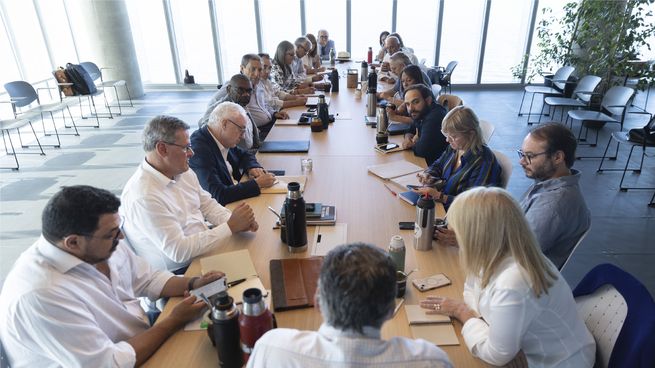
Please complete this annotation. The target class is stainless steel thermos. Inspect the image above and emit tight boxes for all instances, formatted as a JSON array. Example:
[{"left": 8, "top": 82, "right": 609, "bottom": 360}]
[
  {"left": 284, "top": 182, "right": 308, "bottom": 252},
  {"left": 207, "top": 292, "right": 242, "bottom": 368},
  {"left": 414, "top": 196, "right": 435, "bottom": 251},
  {"left": 239, "top": 288, "right": 274, "bottom": 361}
]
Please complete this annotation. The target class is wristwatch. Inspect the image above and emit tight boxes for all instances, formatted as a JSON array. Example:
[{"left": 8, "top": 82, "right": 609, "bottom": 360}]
[{"left": 187, "top": 276, "right": 199, "bottom": 291}]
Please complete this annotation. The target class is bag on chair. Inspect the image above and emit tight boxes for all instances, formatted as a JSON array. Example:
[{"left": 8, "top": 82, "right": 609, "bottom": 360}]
[
  {"left": 628, "top": 116, "right": 655, "bottom": 145},
  {"left": 65, "top": 63, "right": 98, "bottom": 95},
  {"left": 54, "top": 67, "right": 75, "bottom": 96}
]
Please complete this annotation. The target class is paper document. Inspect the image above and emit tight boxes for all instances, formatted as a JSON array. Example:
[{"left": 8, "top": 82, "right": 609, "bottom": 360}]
[
  {"left": 367, "top": 160, "right": 424, "bottom": 180},
  {"left": 200, "top": 249, "right": 257, "bottom": 280},
  {"left": 260, "top": 175, "right": 307, "bottom": 194}
]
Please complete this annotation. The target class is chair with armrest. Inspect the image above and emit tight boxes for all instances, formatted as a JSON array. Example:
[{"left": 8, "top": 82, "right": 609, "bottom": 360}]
[
  {"left": 0, "top": 116, "right": 45, "bottom": 170},
  {"left": 570, "top": 86, "right": 634, "bottom": 156},
  {"left": 436, "top": 94, "right": 463, "bottom": 111},
  {"left": 437, "top": 61, "right": 458, "bottom": 95},
  {"left": 559, "top": 224, "right": 590, "bottom": 271},
  {"left": 623, "top": 60, "right": 654, "bottom": 115},
  {"left": 492, "top": 150, "right": 512, "bottom": 188},
  {"left": 540, "top": 75, "right": 603, "bottom": 125},
  {"left": 480, "top": 119, "right": 495, "bottom": 144},
  {"left": 81, "top": 61, "right": 133, "bottom": 115},
  {"left": 573, "top": 263, "right": 655, "bottom": 368},
  {"left": 518, "top": 66, "right": 575, "bottom": 123},
  {"left": 4, "top": 81, "right": 78, "bottom": 148}
]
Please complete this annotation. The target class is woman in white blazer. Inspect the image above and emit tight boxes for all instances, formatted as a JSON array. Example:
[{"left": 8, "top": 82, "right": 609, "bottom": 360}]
[{"left": 421, "top": 187, "right": 596, "bottom": 367}]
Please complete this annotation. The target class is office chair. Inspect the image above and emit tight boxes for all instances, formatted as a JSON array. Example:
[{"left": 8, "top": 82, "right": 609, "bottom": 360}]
[
  {"left": 518, "top": 65, "right": 575, "bottom": 122},
  {"left": 540, "top": 75, "right": 602, "bottom": 125},
  {"left": 81, "top": 61, "right": 133, "bottom": 115}
]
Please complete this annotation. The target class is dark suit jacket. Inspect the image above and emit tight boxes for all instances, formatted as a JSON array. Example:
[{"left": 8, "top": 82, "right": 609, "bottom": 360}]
[{"left": 189, "top": 125, "right": 262, "bottom": 205}]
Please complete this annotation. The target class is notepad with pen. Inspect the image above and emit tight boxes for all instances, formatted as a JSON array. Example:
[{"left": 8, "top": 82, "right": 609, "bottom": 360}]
[
  {"left": 404, "top": 305, "right": 459, "bottom": 346},
  {"left": 199, "top": 249, "right": 266, "bottom": 304}
]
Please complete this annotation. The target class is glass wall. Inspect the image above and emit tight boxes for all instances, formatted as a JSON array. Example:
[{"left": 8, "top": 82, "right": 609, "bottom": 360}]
[
  {"left": 304, "top": 0, "right": 347, "bottom": 55},
  {"left": 396, "top": 0, "right": 440, "bottom": 67},
  {"left": 351, "top": 0, "right": 392, "bottom": 61},
  {"left": 214, "top": 0, "right": 258, "bottom": 79},
  {"left": 259, "top": 0, "right": 302, "bottom": 56},
  {"left": 439, "top": 0, "right": 486, "bottom": 83}
]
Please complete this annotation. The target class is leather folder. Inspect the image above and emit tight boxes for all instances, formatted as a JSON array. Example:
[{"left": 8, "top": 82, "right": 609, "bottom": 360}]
[
  {"left": 258, "top": 140, "right": 310, "bottom": 153},
  {"left": 270, "top": 257, "right": 323, "bottom": 311}
]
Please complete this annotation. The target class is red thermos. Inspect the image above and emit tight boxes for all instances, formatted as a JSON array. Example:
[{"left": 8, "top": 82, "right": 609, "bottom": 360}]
[
  {"left": 239, "top": 288, "right": 274, "bottom": 362},
  {"left": 367, "top": 47, "right": 373, "bottom": 63}
]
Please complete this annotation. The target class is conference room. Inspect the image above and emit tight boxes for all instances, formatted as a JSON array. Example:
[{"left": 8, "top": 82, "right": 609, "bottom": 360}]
[{"left": 1, "top": 0, "right": 654, "bottom": 367}]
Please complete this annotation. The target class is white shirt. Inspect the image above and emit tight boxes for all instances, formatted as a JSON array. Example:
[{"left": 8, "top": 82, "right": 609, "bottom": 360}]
[
  {"left": 247, "top": 323, "right": 453, "bottom": 368},
  {"left": 247, "top": 82, "right": 275, "bottom": 127},
  {"left": 0, "top": 236, "right": 173, "bottom": 368},
  {"left": 120, "top": 159, "right": 233, "bottom": 272},
  {"left": 260, "top": 79, "right": 289, "bottom": 111},
  {"left": 461, "top": 258, "right": 596, "bottom": 367}
]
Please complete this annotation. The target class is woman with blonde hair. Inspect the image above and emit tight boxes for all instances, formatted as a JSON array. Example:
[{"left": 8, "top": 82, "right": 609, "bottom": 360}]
[
  {"left": 414, "top": 105, "right": 501, "bottom": 208},
  {"left": 420, "top": 187, "right": 595, "bottom": 367}
]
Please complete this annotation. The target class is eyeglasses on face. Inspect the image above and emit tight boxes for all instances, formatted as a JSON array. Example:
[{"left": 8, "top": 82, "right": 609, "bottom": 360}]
[
  {"left": 162, "top": 141, "right": 193, "bottom": 153},
  {"left": 81, "top": 216, "right": 125, "bottom": 241},
  {"left": 516, "top": 149, "right": 548, "bottom": 164},
  {"left": 319, "top": 35, "right": 328, "bottom": 39},
  {"left": 236, "top": 86, "right": 253, "bottom": 95},
  {"left": 226, "top": 119, "right": 247, "bottom": 133}
]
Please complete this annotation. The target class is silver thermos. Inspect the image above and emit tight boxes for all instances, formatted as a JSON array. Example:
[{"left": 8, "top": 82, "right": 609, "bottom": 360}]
[
  {"left": 414, "top": 196, "right": 435, "bottom": 251},
  {"left": 376, "top": 103, "right": 389, "bottom": 134},
  {"left": 360, "top": 61, "right": 368, "bottom": 82},
  {"left": 366, "top": 67, "right": 377, "bottom": 117}
]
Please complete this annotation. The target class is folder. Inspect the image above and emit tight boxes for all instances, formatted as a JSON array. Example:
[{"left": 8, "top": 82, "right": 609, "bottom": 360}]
[
  {"left": 367, "top": 160, "right": 424, "bottom": 180},
  {"left": 258, "top": 140, "right": 310, "bottom": 153},
  {"left": 270, "top": 257, "right": 323, "bottom": 311}
]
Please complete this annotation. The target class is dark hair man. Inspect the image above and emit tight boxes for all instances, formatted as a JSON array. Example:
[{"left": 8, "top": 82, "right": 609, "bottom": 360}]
[{"left": 402, "top": 84, "right": 448, "bottom": 165}]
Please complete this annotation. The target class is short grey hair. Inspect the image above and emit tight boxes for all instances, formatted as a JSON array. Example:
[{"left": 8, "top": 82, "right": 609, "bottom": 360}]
[
  {"left": 208, "top": 101, "right": 248, "bottom": 129},
  {"left": 295, "top": 36, "right": 311, "bottom": 50},
  {"left": 142, "top": 115, "right": 190, "bottom": 152},
  {"left": 241, "top": 54, "right": 262, "bottom": 68},
  {"left": 390, "top": 51, "right": 411, "bottom": 66},
  {"left": 318, "top": 243, "right": 397, "bottom": 332}
]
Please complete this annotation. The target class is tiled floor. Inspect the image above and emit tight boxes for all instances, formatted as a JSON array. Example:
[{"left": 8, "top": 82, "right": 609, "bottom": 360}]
[{"left": 1, "top": 87, "right": 653, "bottom": 296}]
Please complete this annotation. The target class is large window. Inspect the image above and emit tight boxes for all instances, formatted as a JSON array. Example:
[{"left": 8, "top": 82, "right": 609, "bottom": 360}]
[
  {"left": 439, "top": 0, "right": 486, "bottom": 83},
  {"left": 350, "top": 0, "right": 392, "bottom": 60},
  {"left": 526, "top": 0, "right": 572, "bottom": 83},
  {"left": 126, "top": 0, "right": 176, "bottom": 84},
  {"left": 396, "top": 0, "right": 439, "bottom": 66},
  {"left": 35, "top": 0, "right": 78, "bottom": 68},
  {"left": 259, "top": 0, "right": 301, "bottom": 56},
  {"left": 0, "top": 15, "right": 20, "bottom": 89},
  {"left": 214, "top": 0, "right": 258, "bottom": 80},
  {"left": 304, "top": 0, "right": 347, "bottom": 55},
  {"left": 170, "top": 0, "right": 217, "bottom": 84},
  {"left": 481, "top": 0, "right": 533, "bottom": 83}
]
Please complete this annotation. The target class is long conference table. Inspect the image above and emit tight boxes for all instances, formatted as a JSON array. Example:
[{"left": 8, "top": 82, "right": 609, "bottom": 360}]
[{"left": 143, "top": 62, "right": 491, "bottom": 368}]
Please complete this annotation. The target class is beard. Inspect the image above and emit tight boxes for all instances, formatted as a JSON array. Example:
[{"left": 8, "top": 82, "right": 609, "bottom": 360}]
[{"left": 523, "top": 159, "right": 557, "bottom": 181}]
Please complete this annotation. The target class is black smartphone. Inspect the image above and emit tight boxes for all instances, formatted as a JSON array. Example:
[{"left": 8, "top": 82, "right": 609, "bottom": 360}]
[
  {"left": 406, "top": 184, "right": 422, "bottom": 190},
  {"left": 399, "top": 221, "right": 414, "bottom": 230},
  {"left": 267, "top": 170, "right": 285, "bottom": 176},
  {"left": 378, "top": 143, "right": 399, "bottom": 151}
]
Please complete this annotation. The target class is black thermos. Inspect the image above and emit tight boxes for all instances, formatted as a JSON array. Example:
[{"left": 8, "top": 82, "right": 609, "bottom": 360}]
[
  {"left": 330, "top": 69, "right": 339, "bottom": 92},
  {"left": 368, "top": 66, "right": 377, "bottom": 93},
  {"left": 207, "top": 292, "right": 242, "bottom": 368},
  {"left": 284, "top": 182, "right": 308, "bottom": 252},
  {"left": 317, "top": 94, "right": 330, "bottom": 129}
]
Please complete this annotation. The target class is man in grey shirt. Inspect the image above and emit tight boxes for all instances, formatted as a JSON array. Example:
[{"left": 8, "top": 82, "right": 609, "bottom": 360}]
[{"left": 518, "top": 123, "right": 591, "bottom": 269}]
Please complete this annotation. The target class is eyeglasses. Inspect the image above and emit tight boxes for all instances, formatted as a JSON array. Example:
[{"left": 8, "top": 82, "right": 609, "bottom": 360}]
[
  {"left": 162, "top": 141, "right": 193, "bottom": 153},
  {"left": 226, "top": 119, "right": 247, "bottom": 134},
  {"left": 441, "top": 130, "right": 462, "bottom": 140},
  {"left": 319, "top": 35, "right": 328, "bottom": 39},
  {"left": 516, "top": 149, "right": 549, "bottom": 164},
  {"left": 81, "top": 216, "right": 124, "bottom": 242},
  {"left": 236, "top": 86, "right": 253, "bottom": 95}
]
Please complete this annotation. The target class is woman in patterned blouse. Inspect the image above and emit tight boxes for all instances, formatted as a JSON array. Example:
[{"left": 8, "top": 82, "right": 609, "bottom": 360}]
[
  {"left": 270, "top": 40, "right": 313, "bottom": 95},
  {"left": 414, "top": 105, "right": 502, "bottom": 209}
]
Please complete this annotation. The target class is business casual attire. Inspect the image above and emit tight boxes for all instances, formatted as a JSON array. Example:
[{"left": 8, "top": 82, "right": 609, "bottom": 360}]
[
  {"left": 425, "top": 145, "right": 502, "bottom": 208},
  {"left": 248, "top": 323, "right": 453, "bottom": 368},
  {"left": 318, "top": 40, "right": 336, "bottom": 60},
  {"left": 461, "top": 257, "right": 596, "bottom": 367},
  {"left": 409, "top": 103, "right": 448, "bottom": 165},
  {"left": 198, "top": 93, "right": 260, "bottom": 151},
  {"left": 520, "top": 169, "right": 591, "bottom": 269},
  {"left": 120, "top": 160, "right": 233, "bottom": 272},
  {"left": 271, "top": 63, "right": 299, "bottom": 92},
  {"left": 0, "top": 237, "right": 173, "bottom": 368},
  {"left": 260, "top": 78, "right": 291, "bottom": 111},
  {"left": 291, "top": 56, "right": 310, "bottom": 85},
  {"left": 247, "top": 82, "right": 278, "bottom": 139},
  {"left": 189, "top": 125, "right": 262, "bottom": 205},
  {"left": 302, "top": 53, "right": 321, "bottom": 69}
]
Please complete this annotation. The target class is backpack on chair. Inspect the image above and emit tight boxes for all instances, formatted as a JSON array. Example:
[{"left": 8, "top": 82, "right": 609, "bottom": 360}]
[
  {"left": 53, "top": 67, "right": 75, "bottom": 96},
  {"left": 65, "top": 63, "right": 98, "bottom": 95}
]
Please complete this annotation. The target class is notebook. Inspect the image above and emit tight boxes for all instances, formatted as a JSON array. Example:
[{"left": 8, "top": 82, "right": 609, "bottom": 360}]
[
  {"left": 198, "top": 249, "right": 267, "bottom": 304},
  {"left": 398, "top": 190, "right": 421, "bottom": 206},
  {"left": 405, "top": 305, "right": 459, "bottom": 346},
  {"left": 260, "top": 176, "right": 307, "bottom": 194},
  {"left": 258, "top": 140, "right": 310, "bottom": 153},
  {"left": 270, "top": 257, "right": 323, "bottom": 311},
  {"left": 367, "top": 160, "right": 424, "bottom": 180},
  {"left": 390, "top": 172, "right": 423, "bottom": 190},
  {"left": 305, "top": 96, "right": 330, "bottom": 107}
]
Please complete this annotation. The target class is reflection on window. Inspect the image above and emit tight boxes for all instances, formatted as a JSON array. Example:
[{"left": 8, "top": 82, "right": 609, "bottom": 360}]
[
  {"left": 440, "top": 0, "right": 485, "bottom": 83},
  {"left": 351, "top": 0, "right": 392, "bottom": 61},
  {"left": 259, "top": 0, "right": 301, "bottom": 56},
  {"left": 481, "top": 0, "right": 532, "bottom": 83},
  {"left": 35, "top": 0, "right": 77, "bottom": 68},
  {"left": 526, "top": 0, "right": 572, "bottom": 83},
  {"left": 214, "top": 0, "right": 258, "bottom": 81},
  {"left": 396, "top": 0, "right": 439, "bottom": 66},
  {"left": 126, "top": 0, "right": 176, "bottom": 84},
  {"left": 637, "top": 1, "right": 655, "bottom": 60},
  {"left": 0, "top": 15, "right": 21, "bottom": 89},
  {"left": 170, "top": 0, "right": 217, "bottom": 84},
  {"left": 305, "top": 0, "right": 347, "bottom": 54},
  {"left": 3, "top": 0, "right": 51, "bottom": 82}
]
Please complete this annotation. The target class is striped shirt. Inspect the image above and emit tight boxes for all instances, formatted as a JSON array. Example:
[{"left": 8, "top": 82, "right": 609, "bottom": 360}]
[{"left": 425, "top": 144, "right": 502, "bottom": 208}]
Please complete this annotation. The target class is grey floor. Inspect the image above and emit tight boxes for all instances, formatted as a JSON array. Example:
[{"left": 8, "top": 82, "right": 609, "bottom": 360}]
[{"left": 1, "top": 87, "right": 653, "bottom": 297}]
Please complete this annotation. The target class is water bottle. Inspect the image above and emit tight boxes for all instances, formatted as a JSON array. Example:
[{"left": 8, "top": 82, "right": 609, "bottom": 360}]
[
  {"left": 239, "top": 288, "right": 274, "bottom": 362},
  {"left": 360, "top": 61, "right": 368, "bottom": 82},
  {"left": 317, "top": 94, "right": 330, "bottom": 129},
  {"left": 330, "top": 69, "right": 339, "bottom": 92},
  {"left": 376, "top": 102, "right": 389, "bottom": 134},
  {"left": 329, "top": 48, "right": 336, "bottom": 66},
  {"left": 207, "top": 291, "right": 242, "bottom": 368},
  {"left": 284, "top": 182, "right": 308, "bottom": 252},
  {"left": 366, "top": 68, "right": 378, "bottom": 117},
  {"left": 368, "top": 66, "right": 378, "bottom": 92},
  {"left": 414, "top": 196, "right": 435, "bottom": 251},
  {"left": 388, "top": 235, "right": 406, "bottom": 272},
  {"left": 367, "top": 47, "right": 373, "bottom": 63}
]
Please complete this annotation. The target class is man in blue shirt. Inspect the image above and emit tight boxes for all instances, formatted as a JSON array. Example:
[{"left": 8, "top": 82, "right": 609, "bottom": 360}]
[
  {"left": 402, "top": 84, "right": 447, "bottom": 165},
  {"left": 317, "top": 29, "right": 335, "bottom": 60}
]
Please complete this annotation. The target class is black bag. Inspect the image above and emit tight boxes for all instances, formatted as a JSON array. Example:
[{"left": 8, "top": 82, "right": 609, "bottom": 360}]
[
  {"left": 628, "top": 117, "right": 655, "bottom": 145},
  {"left": 427, "top": 67, "right": 444, "bottom": 85},
  {"left": 65, "top": 63, "right": 97, "bottom": 95}
]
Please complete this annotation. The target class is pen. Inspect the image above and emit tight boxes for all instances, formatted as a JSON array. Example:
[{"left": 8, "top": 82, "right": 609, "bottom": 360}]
[
  {"left": 393, "top": 298, "right": 405, "bottom": 317},
  {"left": 228, "top": 278, "right": 246, "bottom": 288},
  {"left": 383, "top": 184, "right": 397, "bottom": 197}
]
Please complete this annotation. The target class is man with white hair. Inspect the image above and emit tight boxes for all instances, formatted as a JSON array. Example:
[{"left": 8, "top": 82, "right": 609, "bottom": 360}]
[
  {"left": 317, "top": 29, "right": 335, "bottom": 60},
  {"left": 190, "top": 102, "right": 275, "bottom": 205}
]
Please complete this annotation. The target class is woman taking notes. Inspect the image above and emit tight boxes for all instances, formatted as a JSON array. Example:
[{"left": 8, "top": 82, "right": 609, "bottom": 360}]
[
  {"left": 420, "top": 187, "right": 596, "bottom": 367},
  {"left": 414, "top": 106, "right": 501, "bottom": 208}
]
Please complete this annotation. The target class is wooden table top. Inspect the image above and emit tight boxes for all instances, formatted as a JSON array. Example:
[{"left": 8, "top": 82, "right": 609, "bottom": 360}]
[{"left": 143, "top": 64, "right": 490, "bottom": 368}]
